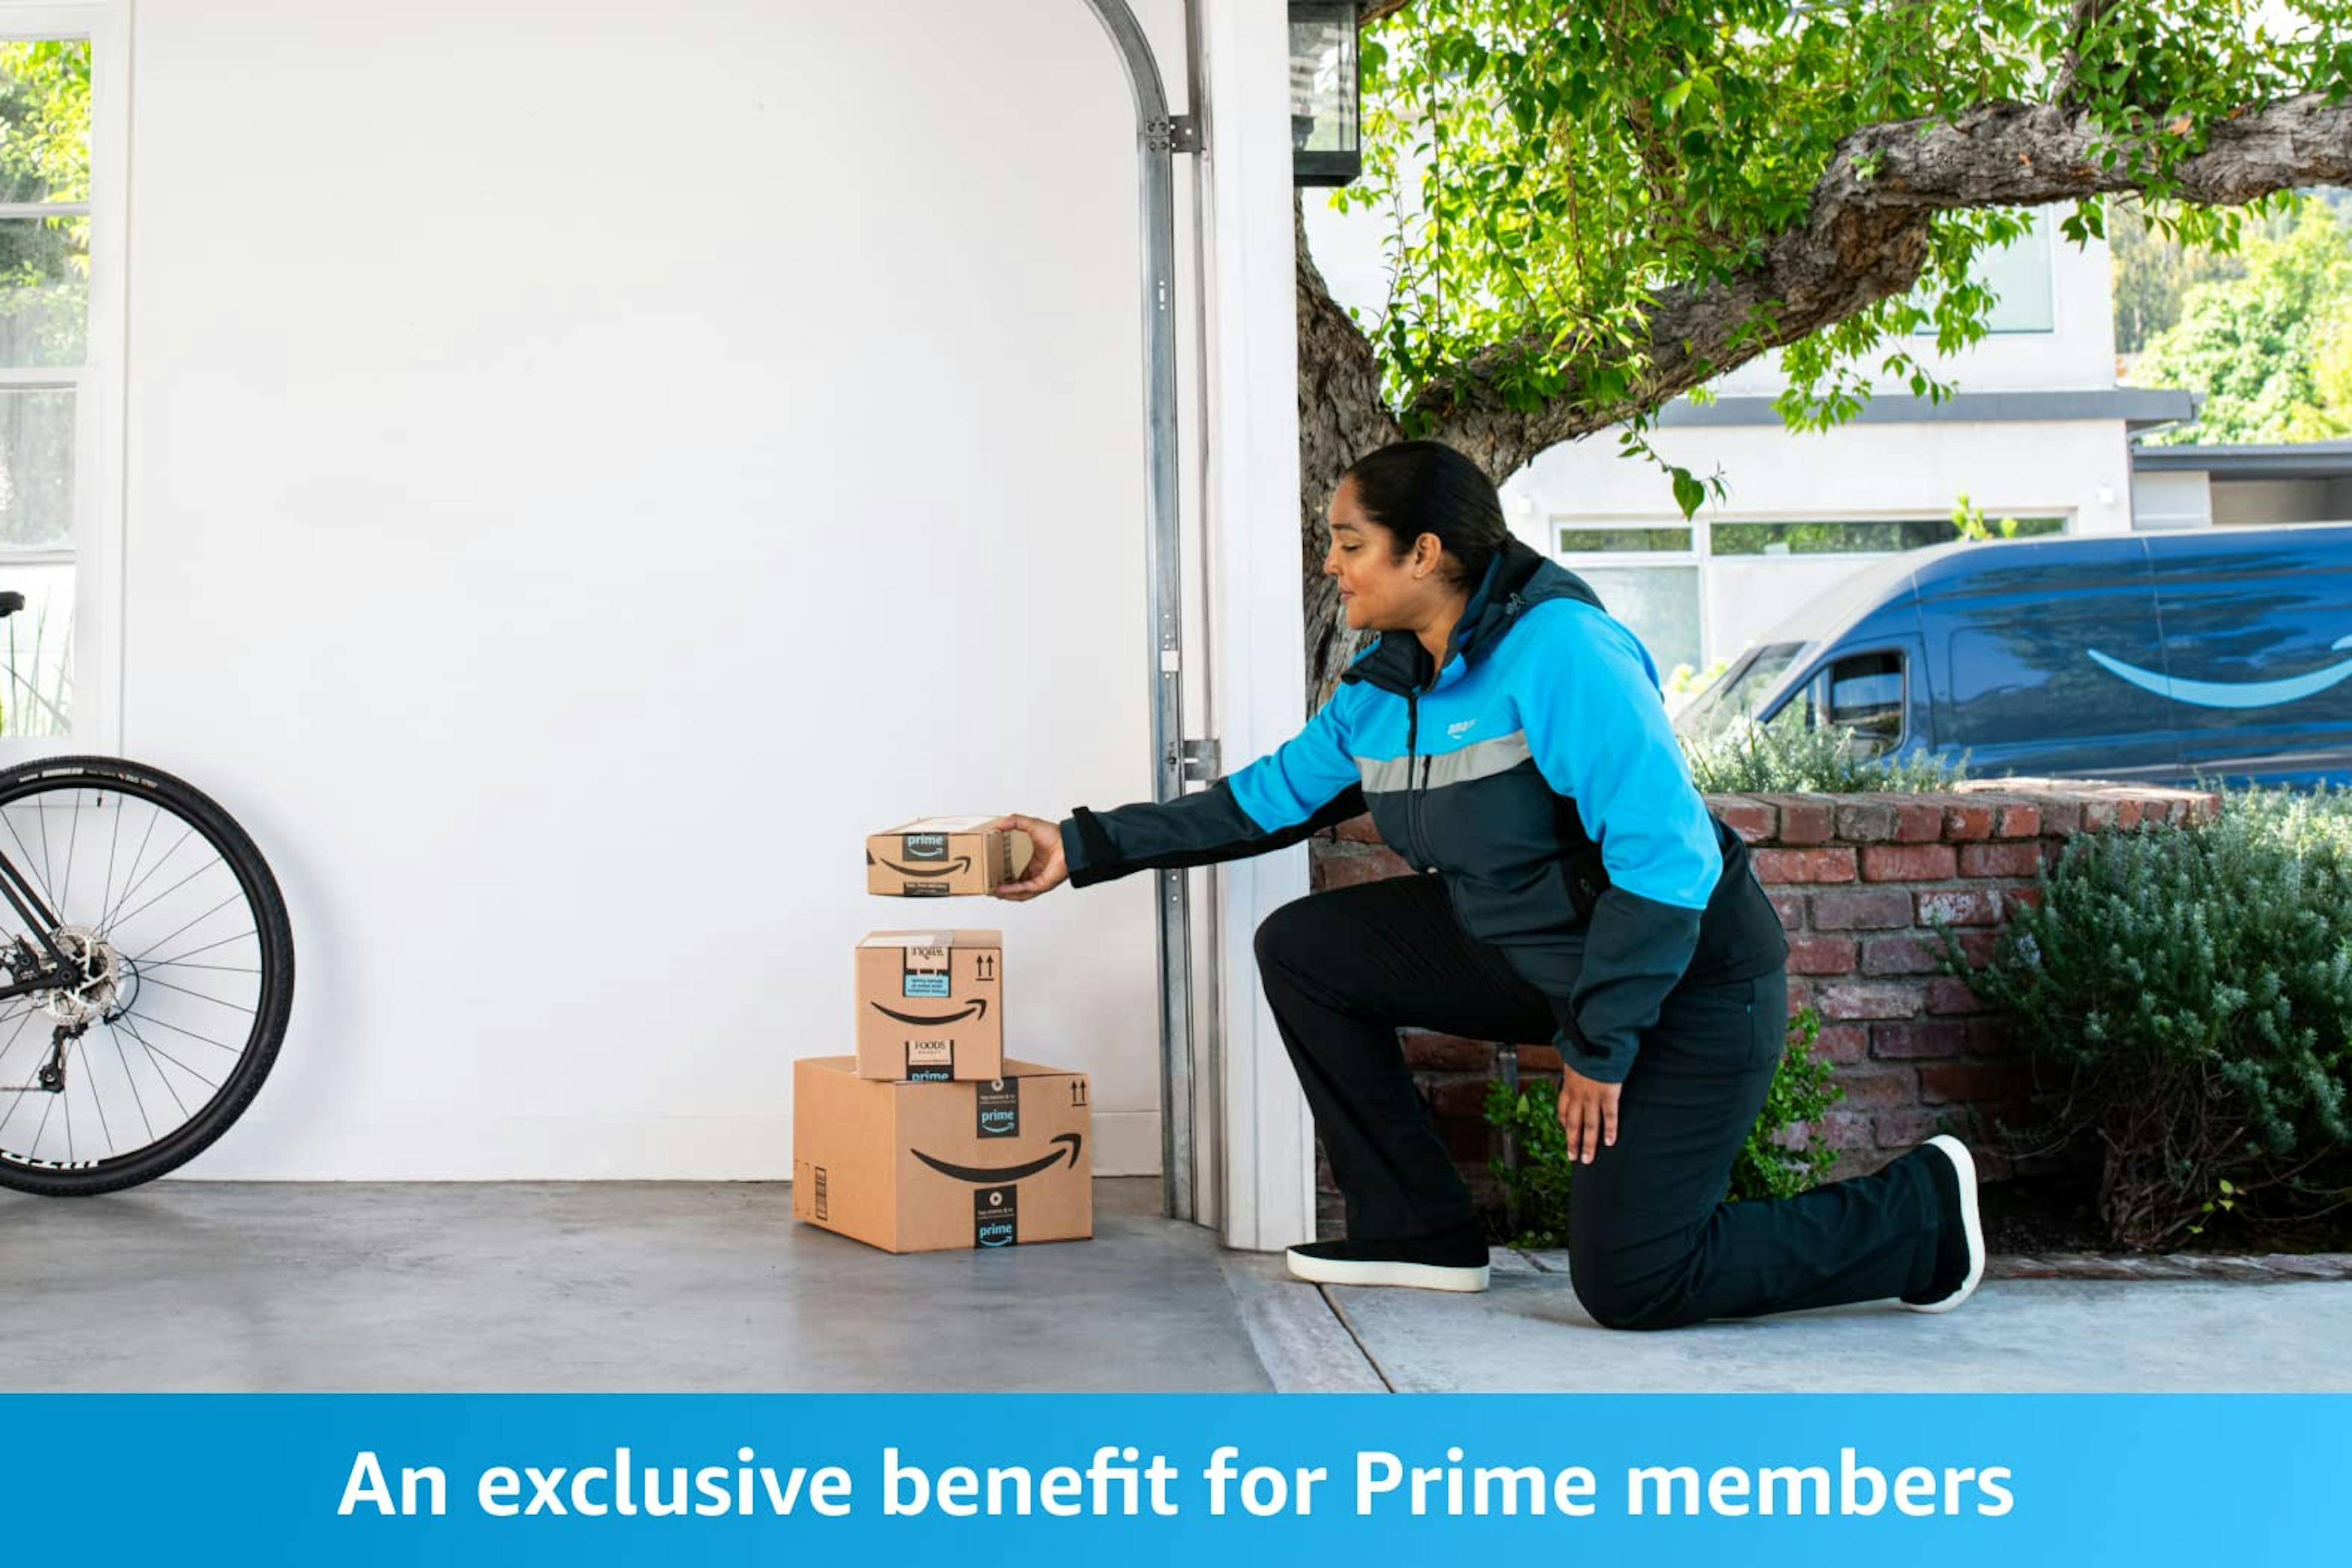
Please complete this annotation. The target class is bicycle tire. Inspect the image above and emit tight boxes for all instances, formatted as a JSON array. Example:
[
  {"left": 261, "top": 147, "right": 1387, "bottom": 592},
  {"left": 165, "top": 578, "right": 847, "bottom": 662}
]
[{"left": 0, "top": 755, "right": 295, "bottom": 1196}]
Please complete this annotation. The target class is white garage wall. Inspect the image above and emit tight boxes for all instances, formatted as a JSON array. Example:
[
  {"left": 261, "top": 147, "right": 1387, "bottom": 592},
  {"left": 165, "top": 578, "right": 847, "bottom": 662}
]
[{"left": 113, "top": 0, "right": 1188, "bottom": 1177}]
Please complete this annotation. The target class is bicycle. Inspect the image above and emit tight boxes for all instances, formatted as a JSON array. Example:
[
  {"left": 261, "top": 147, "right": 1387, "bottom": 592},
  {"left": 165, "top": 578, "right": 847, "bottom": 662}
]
[{"left": 0, "top": 590, "right": 295, "bottom": 1196}]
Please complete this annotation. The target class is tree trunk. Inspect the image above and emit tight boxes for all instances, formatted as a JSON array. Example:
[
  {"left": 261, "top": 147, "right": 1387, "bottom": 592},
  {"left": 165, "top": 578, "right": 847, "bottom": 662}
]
[{"left": 1294, "top": 195, "right": 1401, "bottom": 707}]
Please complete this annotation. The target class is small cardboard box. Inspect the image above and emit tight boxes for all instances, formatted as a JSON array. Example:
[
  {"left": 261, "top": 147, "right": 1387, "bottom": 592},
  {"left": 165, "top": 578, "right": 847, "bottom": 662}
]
[
  {"left": 793, "top": 1055, "right": 1092, "bottom": 1253},
  {"left": 865, "top": 816, "right": 1031, "bottom": 897},
  {"left": 855, "top": 929, "right": 1004, "bottom": 1082}
]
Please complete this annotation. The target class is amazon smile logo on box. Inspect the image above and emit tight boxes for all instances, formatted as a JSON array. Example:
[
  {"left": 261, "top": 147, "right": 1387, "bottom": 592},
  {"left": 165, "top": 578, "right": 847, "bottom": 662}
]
[{"left": 911, "top": 1131, "right": 1082, "bottom": 1185}]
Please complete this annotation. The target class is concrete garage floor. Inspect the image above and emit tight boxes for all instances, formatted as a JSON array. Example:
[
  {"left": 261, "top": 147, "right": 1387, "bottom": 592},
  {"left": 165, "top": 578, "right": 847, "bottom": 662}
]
[{"left": 2, "top": 1178, "right": 2344, "bottom": 1393}]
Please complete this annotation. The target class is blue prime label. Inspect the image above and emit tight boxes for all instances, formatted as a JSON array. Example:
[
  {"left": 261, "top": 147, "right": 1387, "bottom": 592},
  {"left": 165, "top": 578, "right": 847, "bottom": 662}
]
[
  {"left": 975, "top": 1185, "right": 1017, "bottom": 1248},
  {"left": 976, "top": 1077, "right": 1020, "bottom": 1139},
  {"left": 902, "top": 834, "right": 949, "bottom": 861}
]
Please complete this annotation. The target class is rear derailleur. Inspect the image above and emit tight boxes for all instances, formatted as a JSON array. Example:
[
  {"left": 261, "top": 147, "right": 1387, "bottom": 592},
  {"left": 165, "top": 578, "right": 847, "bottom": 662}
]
[{"left": 0, "top": 935, "right": 107, "bottom": 1096}]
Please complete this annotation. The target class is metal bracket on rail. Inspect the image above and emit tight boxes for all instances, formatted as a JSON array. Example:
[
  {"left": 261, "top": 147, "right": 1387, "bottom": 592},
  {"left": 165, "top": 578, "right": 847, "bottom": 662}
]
[{"left": 1147, "top": 115, "right": 1203, "bottom": 153}]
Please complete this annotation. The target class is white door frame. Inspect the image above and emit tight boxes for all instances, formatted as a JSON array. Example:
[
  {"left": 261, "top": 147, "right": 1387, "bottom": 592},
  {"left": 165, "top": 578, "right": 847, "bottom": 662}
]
[{"left": 1192, "top": 0, "right": 1314, "bottom": 1253}]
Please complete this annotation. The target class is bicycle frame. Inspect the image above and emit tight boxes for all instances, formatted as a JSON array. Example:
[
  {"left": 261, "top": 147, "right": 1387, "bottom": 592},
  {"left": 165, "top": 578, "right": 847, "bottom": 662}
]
[{"left": 0, "top": 846, "right": 81, "bottom": 996}]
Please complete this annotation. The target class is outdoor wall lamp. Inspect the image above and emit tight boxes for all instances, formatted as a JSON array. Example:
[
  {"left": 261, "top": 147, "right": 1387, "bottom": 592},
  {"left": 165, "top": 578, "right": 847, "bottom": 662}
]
[{"left": 1289, "top": 1, "right": 1362, "bottom": 187}]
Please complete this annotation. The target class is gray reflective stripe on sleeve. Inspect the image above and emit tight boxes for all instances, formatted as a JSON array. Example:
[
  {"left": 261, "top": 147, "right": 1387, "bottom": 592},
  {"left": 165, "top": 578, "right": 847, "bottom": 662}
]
[{"left": 1354, "top": 729, "right": 1533, "bottom": 794}]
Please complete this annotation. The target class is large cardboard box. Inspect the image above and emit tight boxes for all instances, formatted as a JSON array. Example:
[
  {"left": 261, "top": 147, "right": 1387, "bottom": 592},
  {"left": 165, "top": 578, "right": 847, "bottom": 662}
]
[
  {"left": 793, "top": 1056, "right": 1092, "bottom": 1253},
  {"left": 854, "top": 929, "right": 1005, "bottom": 1082},
  {"left": 865, "top": 816, "right": 1031, "bottom": 897}
]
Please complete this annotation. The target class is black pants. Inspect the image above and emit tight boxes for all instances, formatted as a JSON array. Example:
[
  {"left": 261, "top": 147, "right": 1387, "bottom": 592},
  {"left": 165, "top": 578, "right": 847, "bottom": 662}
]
[{"left": 1254, "top": 873, "right": 1946, "bottom": 1330}]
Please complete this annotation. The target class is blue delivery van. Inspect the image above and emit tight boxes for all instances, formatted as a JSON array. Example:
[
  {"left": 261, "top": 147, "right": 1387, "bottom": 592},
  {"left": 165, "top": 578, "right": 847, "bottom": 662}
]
[{"left": 1673, "top": 522, "right": 2352, "bottom": 790}]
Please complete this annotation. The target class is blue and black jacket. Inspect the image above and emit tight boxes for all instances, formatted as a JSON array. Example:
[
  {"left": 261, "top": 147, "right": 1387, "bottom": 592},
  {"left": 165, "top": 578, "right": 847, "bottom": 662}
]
[{"left": 1058, "top": 536, "right": 1789, "bottom": 1085}]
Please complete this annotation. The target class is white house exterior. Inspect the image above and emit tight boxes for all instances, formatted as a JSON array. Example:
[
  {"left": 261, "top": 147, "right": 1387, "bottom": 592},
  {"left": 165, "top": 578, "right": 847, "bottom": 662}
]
[
  {"left": 1304, "top": 200, "right": 2198, "bottom": 680},
  {"left": 0, "top": 0, "right": 1330, "bottom": 1249}
]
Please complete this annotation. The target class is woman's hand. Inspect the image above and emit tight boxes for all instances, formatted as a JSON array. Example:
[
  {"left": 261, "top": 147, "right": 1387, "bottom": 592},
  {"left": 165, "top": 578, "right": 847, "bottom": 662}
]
[
  {"left": 1556, "top": 1066, "right": 1621, "bottom": 1164},
  {"left": 990, "top": 813, "right": 1069, "bottom": 901}
]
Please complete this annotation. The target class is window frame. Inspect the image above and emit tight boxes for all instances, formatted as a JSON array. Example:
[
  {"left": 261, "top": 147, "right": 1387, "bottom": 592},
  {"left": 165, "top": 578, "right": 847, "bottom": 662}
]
[
  {"left": 0, "top": 2, "right": 126, "bottom": 758},
  {"left": 1550, "top": 512, "right": 1709, "bottom": 676}
]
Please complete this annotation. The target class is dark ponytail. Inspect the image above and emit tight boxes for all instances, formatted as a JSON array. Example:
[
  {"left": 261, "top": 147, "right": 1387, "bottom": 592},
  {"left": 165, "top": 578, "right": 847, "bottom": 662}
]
[{"left": 1338, "top": 440, "right": 1512, "bottom": 594}]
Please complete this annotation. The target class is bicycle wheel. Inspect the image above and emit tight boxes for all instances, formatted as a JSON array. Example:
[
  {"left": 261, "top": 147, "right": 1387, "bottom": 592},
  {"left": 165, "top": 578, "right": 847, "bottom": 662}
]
[{"left": 0, "top": 755, "right": 294, "bottom": 1195}]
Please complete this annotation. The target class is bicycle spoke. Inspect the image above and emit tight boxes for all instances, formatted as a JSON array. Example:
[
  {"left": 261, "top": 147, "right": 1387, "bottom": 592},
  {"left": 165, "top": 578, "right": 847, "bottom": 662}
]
[
  {"left": 119, "top": 1008, "right": 244, "bottom": 1058},
  {"left": 108, "top": 855, "right": 230, "bottom": 944},
  {"left": 29, "top": 1085, "right": 55, "bottom": 1162},
  {"left": 1, "top": 805, "right": 64, "bottom": 924},
  {"left": 140, "top": 928, "right": 258, "bottom": 970},
  {"left": 125, "top": 897, "right": 247, "bottom": 969},
  {"left": 72, "top": 1037, "right": 111, "bottom": 1158},
  {"left": 35, "top": 793, "right": 53, "bottom": 918},
  {"left": 100, "top": 788, "right": 125, "bottom": 941},
  {"left": 58, "top": 790, "right": 81, "bottom": 919},
  {"left": 144, "top": 960, "right": 262, "bottom": 977},
  {"left": 135, "top": 973, "right": 257, "bottom": 1017},
  {"left": 99, "top": 804, "right": 163, "bottom": 939},
  {"left": 111, "top": 1013, "right": 218, "bottom": 1093},
  {"left": 97, "top": 822, "right": 197, "bottom": 937},
  {"left": 110, "top": 1014, "right": 191, "bottom": 1121},
  {"left": 108, "top": 1025, "right": 155, "bottom": 1148},
  {"left": 0, "top": 1009, "right": 43, "bottom": 1139}
]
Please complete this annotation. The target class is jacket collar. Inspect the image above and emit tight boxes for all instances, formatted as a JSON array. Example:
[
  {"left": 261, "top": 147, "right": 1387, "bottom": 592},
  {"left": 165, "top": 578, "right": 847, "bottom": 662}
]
[{"left": 1341, "top": 536, "right": 1602, "bottom": 695}]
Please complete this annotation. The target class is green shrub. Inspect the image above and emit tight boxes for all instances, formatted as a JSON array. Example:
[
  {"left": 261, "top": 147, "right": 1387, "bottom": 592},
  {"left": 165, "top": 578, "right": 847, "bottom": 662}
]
[
  {"left": 1682, "top": 716, "right": 1969, "bottom": 795},
  {"left": 1947, "top": 785, "right": 2352, "bottom": 1250},
  {"left": 1482, "top": 1006, "right": 1845, "bottom": 1248}
]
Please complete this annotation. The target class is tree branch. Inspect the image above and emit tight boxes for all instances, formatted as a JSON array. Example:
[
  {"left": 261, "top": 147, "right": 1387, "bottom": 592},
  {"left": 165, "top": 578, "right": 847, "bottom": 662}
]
[
  {"left": 1359, "top": 1, "right": 1416, "bottom": 26},
  {"left": 1405, "top": 92, "right": 2352, "bottom": 482}
]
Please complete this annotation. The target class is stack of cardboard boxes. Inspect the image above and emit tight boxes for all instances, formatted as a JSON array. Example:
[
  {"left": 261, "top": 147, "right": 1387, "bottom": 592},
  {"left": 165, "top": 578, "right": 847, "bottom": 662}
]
[{"left": 793, "top": 818, "right": 1093, "bottom": 1253}]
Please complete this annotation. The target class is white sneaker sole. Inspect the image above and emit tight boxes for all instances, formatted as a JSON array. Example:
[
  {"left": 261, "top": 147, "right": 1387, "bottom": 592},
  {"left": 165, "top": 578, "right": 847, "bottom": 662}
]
[
  {"left": 1285, "top": 1250, "right": 1491, "bottom": 1292},
  {"left": 1905, "top": 1134, "right": 1985, "bottom": 1313}
]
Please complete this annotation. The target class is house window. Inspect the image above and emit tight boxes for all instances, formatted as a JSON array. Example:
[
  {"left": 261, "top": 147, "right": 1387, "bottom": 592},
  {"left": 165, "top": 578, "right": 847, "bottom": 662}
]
[
  {"left": 0, "top": 36, "right": 89, "bottom": 739},
  {"left": 1711, "top": 516, "right": 2065, "bottom": 557},
  {"left": 1913, "top": 209, "right": 2056, "bottom": 335},
  {"left": 1554, "top": 522, "right": 1703, "bottom": 677}
]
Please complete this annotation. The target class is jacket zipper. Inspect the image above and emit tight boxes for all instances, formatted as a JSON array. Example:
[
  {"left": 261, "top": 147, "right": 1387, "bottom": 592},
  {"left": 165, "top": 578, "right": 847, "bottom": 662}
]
[{"left": 1404, "top": 690, "right": 1427, "bottom": 870}]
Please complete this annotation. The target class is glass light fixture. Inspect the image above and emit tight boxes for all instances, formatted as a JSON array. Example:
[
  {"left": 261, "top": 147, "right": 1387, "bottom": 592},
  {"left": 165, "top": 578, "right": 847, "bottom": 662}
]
[{"left": 1289, "top": 2, "right": 1361, "bottom": 187}]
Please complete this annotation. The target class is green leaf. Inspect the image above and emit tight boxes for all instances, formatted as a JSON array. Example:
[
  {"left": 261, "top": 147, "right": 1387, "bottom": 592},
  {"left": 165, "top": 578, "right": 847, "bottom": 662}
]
[{"left": 1670, "top": 466, "right": 1706, "bottom": 519}]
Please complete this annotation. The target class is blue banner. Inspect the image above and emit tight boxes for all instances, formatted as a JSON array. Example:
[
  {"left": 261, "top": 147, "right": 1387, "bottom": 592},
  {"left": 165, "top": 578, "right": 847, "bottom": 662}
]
[{"left": 6, "top": 1394, "right": 2335, "bottom": 1563}]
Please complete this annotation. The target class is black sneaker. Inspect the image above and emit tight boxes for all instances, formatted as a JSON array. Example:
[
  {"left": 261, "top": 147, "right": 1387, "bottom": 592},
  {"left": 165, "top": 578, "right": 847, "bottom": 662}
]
[
  {"left": 1286, "top": 1217, "right": 1491, "bottom": 1292},
  {"left": 1901, "top": 1134, "right": 1986, "bottom": 1313}
]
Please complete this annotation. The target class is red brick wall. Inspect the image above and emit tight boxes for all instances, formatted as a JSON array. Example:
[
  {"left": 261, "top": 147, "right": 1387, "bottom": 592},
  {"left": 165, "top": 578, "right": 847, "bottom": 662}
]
[{"left": 1305, "top": 780, "right": 2221, "bottom": 1235}]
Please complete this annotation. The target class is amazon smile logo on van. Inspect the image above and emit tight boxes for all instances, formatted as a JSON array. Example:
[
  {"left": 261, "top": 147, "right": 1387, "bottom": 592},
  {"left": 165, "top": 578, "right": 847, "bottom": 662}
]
[
  {"left": 2087, "top": 636, "right": 2352, "bottom": 710},
  {"left": 910, "top": 1133, "right": 1083, "bottom": 1186}
]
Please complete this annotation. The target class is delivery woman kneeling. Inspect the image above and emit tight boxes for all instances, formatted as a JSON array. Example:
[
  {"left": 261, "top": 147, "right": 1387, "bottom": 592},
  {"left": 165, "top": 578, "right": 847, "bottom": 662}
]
[{"left": 992, "top": 440, "right": 1983, "bottom": 1331}]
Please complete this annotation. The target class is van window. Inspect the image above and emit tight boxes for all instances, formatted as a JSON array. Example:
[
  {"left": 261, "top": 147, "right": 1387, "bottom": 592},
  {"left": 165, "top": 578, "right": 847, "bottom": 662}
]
[
  {"left": 1676, "top": 641, "right": 1807, "bottom": 743},
  {"left": 1826, "top": 650, "right": 1905, "bottom": 754}
]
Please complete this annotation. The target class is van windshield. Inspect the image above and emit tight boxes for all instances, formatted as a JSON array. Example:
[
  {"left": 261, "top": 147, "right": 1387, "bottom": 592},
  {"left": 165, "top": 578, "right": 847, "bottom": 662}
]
[{"left": 1676, "top": 642, "right": 1809, "bottom": 744}]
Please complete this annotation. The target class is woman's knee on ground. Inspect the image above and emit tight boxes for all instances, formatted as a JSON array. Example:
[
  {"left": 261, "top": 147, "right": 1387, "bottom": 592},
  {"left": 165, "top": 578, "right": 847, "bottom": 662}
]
[{"left": 1568, "top": 1240, "right": 1697, "bottom": 1333}]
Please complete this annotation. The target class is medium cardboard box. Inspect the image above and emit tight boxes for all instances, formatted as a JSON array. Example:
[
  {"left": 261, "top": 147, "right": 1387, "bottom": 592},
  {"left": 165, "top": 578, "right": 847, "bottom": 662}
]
[
  {"left": 855, "top": 929, "right": 1005, "bottom": 1082},
  {"left": 865, "top": 816, "right": 1031, "bottom": 897},
  {"left": 793, "top": 1055, "right": 1092, "bottom": 1253}
]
